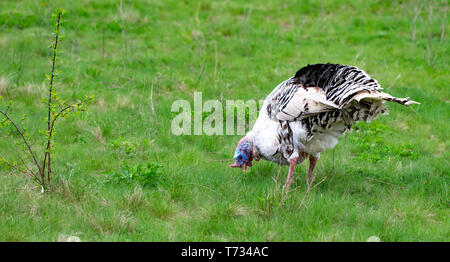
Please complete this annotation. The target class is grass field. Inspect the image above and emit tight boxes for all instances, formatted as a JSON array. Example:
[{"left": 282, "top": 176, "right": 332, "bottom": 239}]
[{"left": 0, "top": 0, "right": 448, "bottom": 241}]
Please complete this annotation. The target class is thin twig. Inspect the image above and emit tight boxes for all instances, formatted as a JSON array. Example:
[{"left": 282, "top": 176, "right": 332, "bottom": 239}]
[
  {"left": 0, "top": 110, "right": 41, "bottom": 173},
  {"left": 50, "top": 101, "right": 85, "bottom": 135},
  {"left": 0, "top": 155, "right": 41, "bottom": 184},
  {"left": 16, "top": 153, "right": 37, "bottom": 178},
  {"left": 42, "top": 11, "right": 62, "bottom": 185}
]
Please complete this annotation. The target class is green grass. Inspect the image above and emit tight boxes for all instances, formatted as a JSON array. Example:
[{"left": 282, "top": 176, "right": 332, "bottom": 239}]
[{"left": 0, "top": 0, "right": 448, "bottom": 241}]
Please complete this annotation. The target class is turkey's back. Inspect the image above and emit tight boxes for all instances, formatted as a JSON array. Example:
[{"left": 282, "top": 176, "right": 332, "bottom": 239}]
[
  {"left": 268, "top": 64, "right": 390, "bottom": 142},
  {"left": 250, "top": 63, "right": 416, "bottom": 164}
]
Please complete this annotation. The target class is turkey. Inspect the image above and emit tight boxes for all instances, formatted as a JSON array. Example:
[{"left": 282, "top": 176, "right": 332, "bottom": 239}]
[{"left": 230, "top": 63, "right": 419, "bottom": 194}]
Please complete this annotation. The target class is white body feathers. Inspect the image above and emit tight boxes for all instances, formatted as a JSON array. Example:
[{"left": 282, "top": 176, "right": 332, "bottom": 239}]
[{"left": 246, "top": 64, "right": 418, "bottom": 165}]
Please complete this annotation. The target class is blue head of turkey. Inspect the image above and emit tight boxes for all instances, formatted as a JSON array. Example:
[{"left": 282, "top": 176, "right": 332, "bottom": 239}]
[{"left": 229, "top": 137, "right": 253, "bottom": 171}]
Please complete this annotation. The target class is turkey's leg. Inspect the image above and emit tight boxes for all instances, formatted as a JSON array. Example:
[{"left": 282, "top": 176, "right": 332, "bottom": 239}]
[
  {"left": 283, "top": 157, "right": 298, "bottom": 193},
  {"left": 306, "top": 156, "right": 318, "bottom": 194},
  {"left": 281, "top": 157, "right": 298, "bottom": 204}
]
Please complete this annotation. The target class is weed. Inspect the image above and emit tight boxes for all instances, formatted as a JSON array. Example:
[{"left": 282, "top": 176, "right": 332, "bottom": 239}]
[
  {"left": 84, "top": 67, "right": 102, "bottom": 79},
  {"left": 109, "top": 162, "right": 162, "bottom": 188},
  {"left": 111, "top": 137, "right": 137, "bottom": 156}
]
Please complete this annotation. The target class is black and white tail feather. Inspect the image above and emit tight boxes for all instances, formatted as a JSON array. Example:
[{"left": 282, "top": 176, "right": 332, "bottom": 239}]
[{"left": 266, "top": 63, "right": 419, "bottom": 141}]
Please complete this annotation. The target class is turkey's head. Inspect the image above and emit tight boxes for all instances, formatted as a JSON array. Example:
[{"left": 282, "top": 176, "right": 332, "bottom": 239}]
[{"left": 230, "top": 137, "right": 253, "bottom": 171}]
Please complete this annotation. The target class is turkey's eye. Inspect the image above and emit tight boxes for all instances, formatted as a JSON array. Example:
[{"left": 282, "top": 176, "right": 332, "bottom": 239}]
[{"left": 238, "top": 155, "right": 242, "bottom": 160}]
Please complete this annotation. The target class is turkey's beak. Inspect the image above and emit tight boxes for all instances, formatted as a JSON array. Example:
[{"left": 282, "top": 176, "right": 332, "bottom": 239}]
[
  {"left": 229, "top": 162, "right": 241, "bottom": 168},
  {"left": 229, "top": 161, "right": 249, "bottom": 172}
]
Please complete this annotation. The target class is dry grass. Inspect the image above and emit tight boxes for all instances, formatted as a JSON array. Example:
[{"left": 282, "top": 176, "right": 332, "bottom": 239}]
[
  {"left": 123, "top": 186, "right": 147, "bottom": 210},
  {"left": 89, "top": 125, "right": 106, "bottom": 145},
  {"left": 115, "top": 94, "right": 135, "bottom": 110},
  {"left": 0, "top": 75, "right": 9, "bottom": 96},
  {"left": 0, "top": 77, "right": 45, "bottom": 98}
]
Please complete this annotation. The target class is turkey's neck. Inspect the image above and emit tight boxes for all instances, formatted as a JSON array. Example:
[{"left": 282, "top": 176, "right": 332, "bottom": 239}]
[
  {"left": 246, "top": 103, "right": 280, "bottom": 161},
  {"left": 245, "top": 133, "right": 260, "bottom": 162}
]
